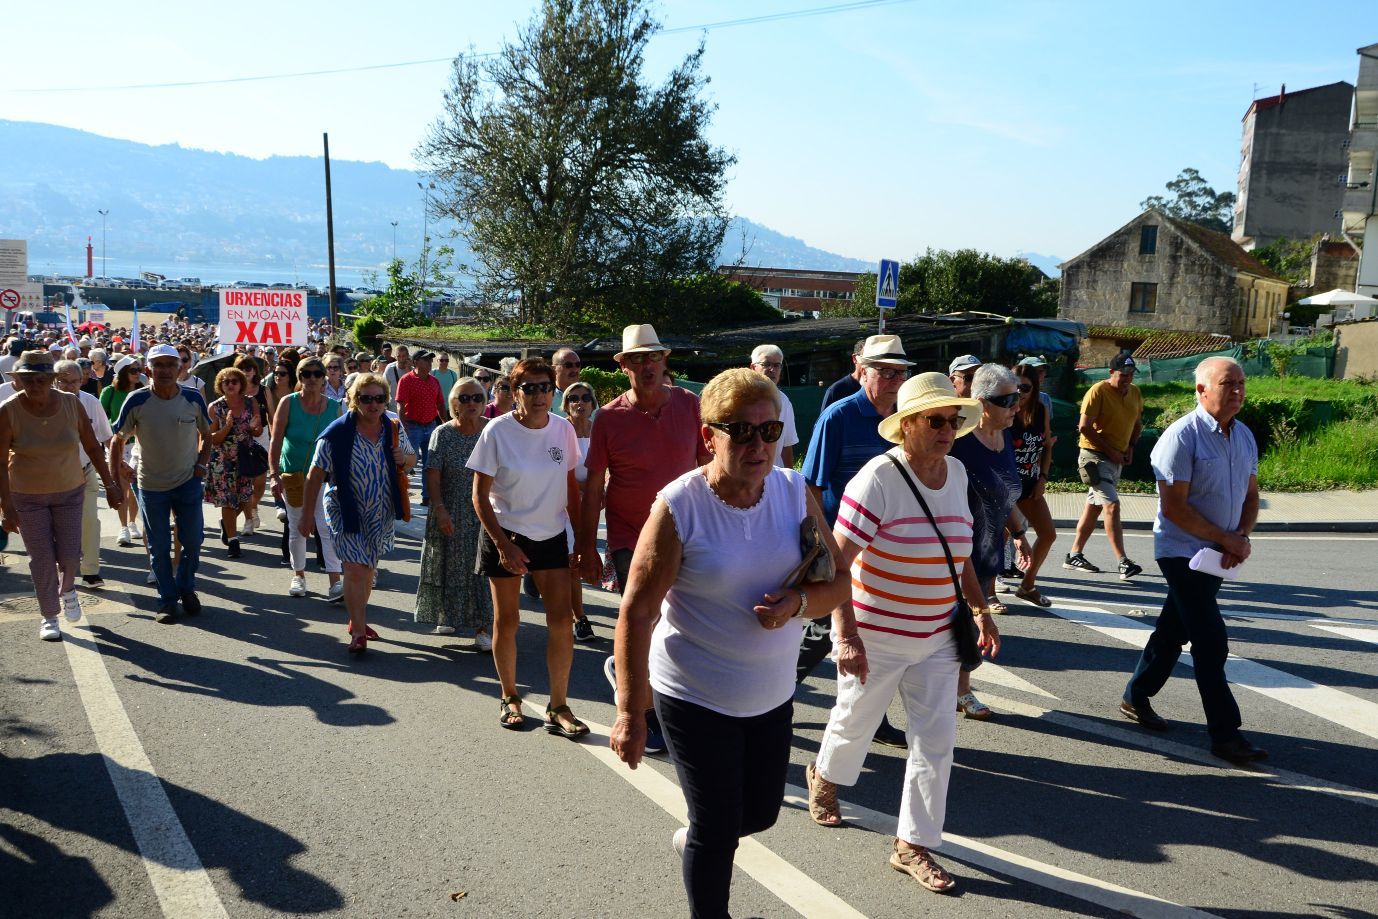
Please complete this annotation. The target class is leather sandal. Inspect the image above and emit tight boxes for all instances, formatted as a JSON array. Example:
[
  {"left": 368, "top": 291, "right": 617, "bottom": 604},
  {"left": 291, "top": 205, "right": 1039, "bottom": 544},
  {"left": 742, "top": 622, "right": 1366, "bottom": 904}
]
[
  {"left": 806, "top": 761, "right": 842, "bottom": 826},
  {"left": 499, "top": 695, "right": 525, "bottom": 729},
  {"left": 1014, "top": 586, "right": 1052, "bottom": 607},
  {"left": 544, "top": 704, "right": 589, "bottom": 738},
  {"left": 890, "top": 839, "right": 957, "bottom": 893}
]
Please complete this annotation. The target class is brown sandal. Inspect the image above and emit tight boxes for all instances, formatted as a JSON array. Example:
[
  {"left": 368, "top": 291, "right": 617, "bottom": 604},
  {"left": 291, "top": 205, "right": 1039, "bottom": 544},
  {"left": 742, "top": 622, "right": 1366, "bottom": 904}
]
[
  {"left": 1014, "top": 586, "right": 1052, "bottom": 607},
  {"left": 806, "top": 761, "right": 842, "bottom": 827},
  {"left": 890, "top": 839, "right": 957, "bottom": 893}
]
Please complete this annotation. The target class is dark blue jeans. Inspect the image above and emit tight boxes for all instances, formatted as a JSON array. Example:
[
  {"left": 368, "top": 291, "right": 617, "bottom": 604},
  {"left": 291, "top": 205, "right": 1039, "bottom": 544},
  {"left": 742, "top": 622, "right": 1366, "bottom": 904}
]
[
  {"left": 654, "top": 692, "right": 792, "bottom": 919},
  {"left": 1125, "top": 556, "right": 1242, "bottom": 743},
  {"left": 138, "top": 475, "right": 205, "bottom": 606},
  {"left": 403, "top": 419, "right": 437, "bottom": 503}
]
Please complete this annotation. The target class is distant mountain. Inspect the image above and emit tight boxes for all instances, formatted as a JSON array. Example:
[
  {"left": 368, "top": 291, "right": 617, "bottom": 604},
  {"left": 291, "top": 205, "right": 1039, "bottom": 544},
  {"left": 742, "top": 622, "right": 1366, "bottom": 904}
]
[
  {"left": 1016, "top": 251, "right": 1064, "bottom": 278},
  {"left": 0, "top": 120, "right": 868, "bottom": 282}
]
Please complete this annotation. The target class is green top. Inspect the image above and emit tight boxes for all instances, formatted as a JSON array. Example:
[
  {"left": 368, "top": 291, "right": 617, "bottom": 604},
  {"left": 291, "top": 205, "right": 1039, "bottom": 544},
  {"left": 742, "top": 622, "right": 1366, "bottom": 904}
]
[
  {"left": 100, "top": 385, "right": 130, "bottom": 424},
  {"left": 281, "top": 392, "right": 341, "bottom": 473}
]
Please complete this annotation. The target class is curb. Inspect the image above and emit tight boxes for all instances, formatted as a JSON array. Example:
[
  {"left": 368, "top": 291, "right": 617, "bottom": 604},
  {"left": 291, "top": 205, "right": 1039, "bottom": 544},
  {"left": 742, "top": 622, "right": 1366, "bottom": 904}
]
[{"left": 1052, "top": 518, "right": 1378, "bottom": 534}]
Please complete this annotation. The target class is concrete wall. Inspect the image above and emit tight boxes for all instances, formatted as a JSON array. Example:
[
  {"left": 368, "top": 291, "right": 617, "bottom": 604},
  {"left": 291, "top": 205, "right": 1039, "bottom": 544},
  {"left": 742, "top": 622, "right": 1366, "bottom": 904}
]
[
  {"left": 1333, "top": 318, "right": 1378, "bottom": 380},
  {"left": 1311, "top": 240, "right": 1361, "bottom": 292},
  {"left": 1233, "top": 82, "right": 1354, "bottom": 249},
  {"left": 1060, "top": 212, "right": 1237, "bottom": 334},
  {"left": 1232, "top": 275, "right": 1292, "bottom": 338}
]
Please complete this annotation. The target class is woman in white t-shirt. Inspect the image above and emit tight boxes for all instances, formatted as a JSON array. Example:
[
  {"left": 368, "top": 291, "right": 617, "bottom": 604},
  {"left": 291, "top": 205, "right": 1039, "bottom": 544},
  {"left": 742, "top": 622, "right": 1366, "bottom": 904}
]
[
  {"left": 608, "top": 369, "right": 851, "bottom": 919},
  {"left": 467, "top": 358, "right": 586, "bottom": 737},
  {"left": 805, "top": 373, "right": 1001, "bottom": 896}
]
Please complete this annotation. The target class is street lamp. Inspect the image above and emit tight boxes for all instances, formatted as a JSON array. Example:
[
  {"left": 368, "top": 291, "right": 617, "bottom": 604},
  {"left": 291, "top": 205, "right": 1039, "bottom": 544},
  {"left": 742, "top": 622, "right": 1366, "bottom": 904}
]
[
  {"left": 417, "top": 180, "right": 435, "bottom": 282},
  {"left": 390, "top": 220, "right": 398, "bottom": 265},
  {"left": 97, "top": 209, "right": 109, "bottom": 279}
]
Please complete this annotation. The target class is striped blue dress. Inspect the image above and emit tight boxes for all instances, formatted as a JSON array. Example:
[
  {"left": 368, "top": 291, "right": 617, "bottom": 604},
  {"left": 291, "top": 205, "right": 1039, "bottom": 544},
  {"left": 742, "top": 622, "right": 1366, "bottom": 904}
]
[{"left": 310, "top": 422, "right": 415, "bottom": 567}]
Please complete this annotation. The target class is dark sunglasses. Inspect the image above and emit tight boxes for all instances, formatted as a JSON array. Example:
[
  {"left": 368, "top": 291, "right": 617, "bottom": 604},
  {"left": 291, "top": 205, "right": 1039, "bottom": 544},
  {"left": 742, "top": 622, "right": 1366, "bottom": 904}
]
[
  {"left": 559, "top": 360, "right": 581, "bottom": 369},
  {"left": 986, "top": 392, "right": 1021, "bottom": 408},
  {"left": 273, "top": 370, "right": 289, "bottom": 377},
  {"left": 356, "top": 393, "right": 388, "bottom": 405},
  {"left": 299, "top": 369, "right": 325, "bottom": 379},
  {"left": 475, "top": 375, "right": 493, "bottom": 382},
  {"left": 707, "top": 420, "right": 785, "bottom": 444},
  {"left": 564, "top": 393, "right": 595, "bottom": 403},
  {"left": 919, "top": 413, "right": 966, "bottom": 430},
  {"left": 1017, "top": 383, "right": 1032, "bottom": 393},
  {"left": 495, "top": 383, "right": 511, "bottom": 392},
  {"left": 870, "top": 367, "right": 908, "bottom": 381},
  {"left": 623, "top": 352, "right": 665, "bottom": 366},
  {"left": 517, "top": 381, "right": 554, "bottom": 395},
  {"left": 455, "top": 393, "right": 485, "bottom": 404}
]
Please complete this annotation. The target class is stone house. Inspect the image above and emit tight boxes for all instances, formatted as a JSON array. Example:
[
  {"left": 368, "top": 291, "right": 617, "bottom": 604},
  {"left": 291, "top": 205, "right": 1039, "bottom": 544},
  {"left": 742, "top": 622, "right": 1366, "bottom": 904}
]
[{"left": 1059, "top": 209, "right": 1290, "bottom": 339}]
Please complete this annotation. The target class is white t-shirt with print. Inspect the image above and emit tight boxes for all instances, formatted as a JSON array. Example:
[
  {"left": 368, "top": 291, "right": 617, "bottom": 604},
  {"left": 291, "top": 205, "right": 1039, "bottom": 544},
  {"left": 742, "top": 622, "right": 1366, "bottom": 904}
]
[{"left": 467, "top": 412, "right": 579, "bottom": 542}]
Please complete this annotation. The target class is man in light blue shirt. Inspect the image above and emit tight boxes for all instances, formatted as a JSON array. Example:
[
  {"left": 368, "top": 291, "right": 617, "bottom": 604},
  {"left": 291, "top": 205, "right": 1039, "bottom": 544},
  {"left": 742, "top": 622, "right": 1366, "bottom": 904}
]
[{"left": 1120, "top": 356, "right": 1264, "bottom": 765}]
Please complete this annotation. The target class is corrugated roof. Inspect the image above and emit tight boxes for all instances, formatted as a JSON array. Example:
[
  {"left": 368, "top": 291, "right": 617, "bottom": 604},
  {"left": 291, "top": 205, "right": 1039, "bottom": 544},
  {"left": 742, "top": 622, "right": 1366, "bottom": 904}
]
[{"left": 1086, "top": 326, "right": 1234, "bottom": 361}]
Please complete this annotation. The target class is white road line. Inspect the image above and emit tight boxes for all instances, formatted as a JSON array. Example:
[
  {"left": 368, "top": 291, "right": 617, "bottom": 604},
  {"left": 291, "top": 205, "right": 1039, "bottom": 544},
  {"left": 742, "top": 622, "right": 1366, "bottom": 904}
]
[
  {"left": 972, "top": 660, "right": 1059, "bottom": 699},
  {"left": 1049, "top": 602, "right": 1378, "bottom": 742},
  {"left": 1310, "top": 623, "right": 1378, "bottom": 646},
  {"left": 527, "top": 706, "right": 866, "bottom": 919},
  {"left": 779, "top": 787, "right": 1222, "bottom": 919},
  {"left": 63, "top": 622, "right": 230, "bottom": 919}
]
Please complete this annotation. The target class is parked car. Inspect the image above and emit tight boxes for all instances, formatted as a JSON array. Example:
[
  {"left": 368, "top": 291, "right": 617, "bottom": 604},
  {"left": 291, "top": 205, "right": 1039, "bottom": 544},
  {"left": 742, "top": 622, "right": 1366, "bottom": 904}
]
[{"left": 158, "top": 279, "right": 185, "bottom": 289}]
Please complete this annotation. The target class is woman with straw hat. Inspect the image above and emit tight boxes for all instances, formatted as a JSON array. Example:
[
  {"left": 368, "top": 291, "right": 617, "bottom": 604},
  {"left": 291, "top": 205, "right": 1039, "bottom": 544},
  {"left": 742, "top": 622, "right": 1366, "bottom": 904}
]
[{"left": 804, "top": 371, "right": 999, "bottom": 895}]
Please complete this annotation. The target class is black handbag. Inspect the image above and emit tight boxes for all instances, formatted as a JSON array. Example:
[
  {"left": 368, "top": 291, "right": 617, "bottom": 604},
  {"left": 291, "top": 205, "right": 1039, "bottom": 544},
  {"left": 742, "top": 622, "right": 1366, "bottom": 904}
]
[
  {"left": 238, "top": 441, "right": 269, "bottom": 478},
  {"left": 886, "top": 455, "right": 984, "bottom": 672}
]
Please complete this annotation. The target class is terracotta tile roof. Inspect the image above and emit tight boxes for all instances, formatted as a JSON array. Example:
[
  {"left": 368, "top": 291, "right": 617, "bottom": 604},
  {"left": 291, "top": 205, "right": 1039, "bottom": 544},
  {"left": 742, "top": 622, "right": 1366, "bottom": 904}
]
[
  {"left": 1086, "top": 326, "right": 1234, "bottom": 360},
  {"left": 1166, "top": 216, "right": 1287, "bottom": 281}
]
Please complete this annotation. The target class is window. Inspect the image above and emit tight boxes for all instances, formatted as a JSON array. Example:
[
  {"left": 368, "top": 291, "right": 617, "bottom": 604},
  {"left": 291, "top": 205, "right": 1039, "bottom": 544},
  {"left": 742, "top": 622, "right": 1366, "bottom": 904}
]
[
  {"left": 1139, "top": 225, "right": 1158, "bottom": 255},
  {"left": 1129, "top": 282, "right": 1157, "bottom": 314}
]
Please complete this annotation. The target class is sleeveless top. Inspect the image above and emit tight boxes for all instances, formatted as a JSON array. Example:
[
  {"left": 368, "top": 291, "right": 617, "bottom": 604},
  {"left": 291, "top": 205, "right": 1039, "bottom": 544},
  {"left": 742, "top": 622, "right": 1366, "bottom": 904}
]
[
  {"left": 2, "top": 391, "right": 86, "bottom": 494},
  {"left": 648, "top": 466, "right": 809, "bottom": 718},
  {"left": 281, "top": 393, "right": 342, "bottom": 474},
  {"left": 1010, "top": 401, "right": 1048, "bottom": 485}
]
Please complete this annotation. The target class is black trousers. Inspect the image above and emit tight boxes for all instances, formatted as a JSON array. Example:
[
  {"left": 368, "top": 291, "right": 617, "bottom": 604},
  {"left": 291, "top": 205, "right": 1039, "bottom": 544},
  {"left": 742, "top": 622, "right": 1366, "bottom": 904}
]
[
  {"left": 795, "top": 616, "right": 833, "bottom": 684},
  {"left": 1126, "top": 557, "right": 1243, "bottom": 743},
  {"left": 654, "top": 692, "right": 792, "bottom": 919}
]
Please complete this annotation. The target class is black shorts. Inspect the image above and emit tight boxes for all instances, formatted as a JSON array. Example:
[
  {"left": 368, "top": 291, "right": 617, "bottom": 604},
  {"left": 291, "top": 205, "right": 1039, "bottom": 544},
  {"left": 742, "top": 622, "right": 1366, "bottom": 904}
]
[
  {"left": 478, "top": 527, "right": 570, "bottom": 578},
  {"left": 1018, "top": 477, "right": 1040, "bottom": 503}
]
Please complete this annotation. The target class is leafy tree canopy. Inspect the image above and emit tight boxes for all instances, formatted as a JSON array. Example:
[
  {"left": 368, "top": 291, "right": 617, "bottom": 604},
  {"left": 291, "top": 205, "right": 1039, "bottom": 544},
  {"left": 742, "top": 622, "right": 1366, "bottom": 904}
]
[
  {"left": 841, "top": 249, "right": 1058, "bottom": 319},
  {"left": 1141, "top": 167, "right": 1236, "bottom": 233},
  {"left": 355, "top": 248, "right": 456, "bottom": 330},
  {"left": 1251, "top": 234, "right": 1317, "bottom": 285},
  {"left": 416, "top": 0, "right": 735, "bottom": 332}
]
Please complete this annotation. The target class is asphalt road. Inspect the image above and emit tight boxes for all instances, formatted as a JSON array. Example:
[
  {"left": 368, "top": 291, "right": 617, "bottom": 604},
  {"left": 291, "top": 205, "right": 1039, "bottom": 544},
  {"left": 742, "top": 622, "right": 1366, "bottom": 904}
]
[{"left": 2, "top": 507, "right": 1376, "bottom": 919}]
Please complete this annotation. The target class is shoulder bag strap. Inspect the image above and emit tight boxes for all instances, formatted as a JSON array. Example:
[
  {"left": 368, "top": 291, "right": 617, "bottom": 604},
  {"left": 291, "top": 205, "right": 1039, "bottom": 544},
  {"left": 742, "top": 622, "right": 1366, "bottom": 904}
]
[{"left": 886, "top": 454, "right": 964, "bottom": 595}]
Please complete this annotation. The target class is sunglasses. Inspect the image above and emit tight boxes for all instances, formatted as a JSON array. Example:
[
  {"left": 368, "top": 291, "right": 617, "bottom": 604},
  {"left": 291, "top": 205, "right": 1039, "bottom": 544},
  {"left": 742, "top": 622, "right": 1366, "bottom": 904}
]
[
  {"left": 356, "top": 393, "right": 388, "bottom": 405},
  {"left": 475, "top": 375, "right": 492, "bottom": 383},
  {"left": 869, "top": 367, "right": 908, "bottom": 381},
  {"left": 495, "top": 384, "right": 511, "bottom": 392},
  {"left": 918, "top": 413, "right": 966, "bottom": 430},
  {"left": 346, "top": 363, "right": 358, "bottom": 371},
  {"left": 707, "top": 420, "right": 785, "bottom": 444},
  {"left": 517, "top": 381, "right": 555, "bottom": 395},
  {"left": 274, "top": 370, "right": 289, "bottom": 377},
  {"left": 558, "top": 360, "right": 581, "bottom": 369},
  {"left": 1017, "top": 383, "right": 1032, "bottom": 393},
  {"left": 564, "top": 393, "right": 594, "bottom": 404},
  {"left": 299, "top": 370, "right": 325, "bottom": 379},
  {"left": 623, "top": 352, "right": 665, "bottom": 366},
  {"left": 985, "top": 392, "right": 1021, "bottom": 409},
  {"left": 455, "top": 393, "right": 485, "bottom": 404}
]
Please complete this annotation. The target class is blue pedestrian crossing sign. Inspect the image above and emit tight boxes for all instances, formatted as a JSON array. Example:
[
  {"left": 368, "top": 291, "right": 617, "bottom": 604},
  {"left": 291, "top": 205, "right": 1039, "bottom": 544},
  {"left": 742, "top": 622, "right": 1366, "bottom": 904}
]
[{"left": 876, "top": 258, "right": 899, "bottom": 309}]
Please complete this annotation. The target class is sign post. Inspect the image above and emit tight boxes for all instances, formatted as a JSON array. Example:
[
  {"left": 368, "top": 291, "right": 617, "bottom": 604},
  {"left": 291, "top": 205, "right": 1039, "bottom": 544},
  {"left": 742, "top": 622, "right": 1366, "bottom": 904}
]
[
  {"left": 875, "top": 258, "right": 899, "bottom": 332},
  {"left": 218, "top": 288, "right": 309, "bottom": 348}
]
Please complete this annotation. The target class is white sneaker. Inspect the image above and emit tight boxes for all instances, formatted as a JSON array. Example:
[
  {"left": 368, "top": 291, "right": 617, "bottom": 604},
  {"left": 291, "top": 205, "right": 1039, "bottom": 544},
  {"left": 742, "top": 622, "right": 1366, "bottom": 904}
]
[
  {"left": 672, "top": 827, "right": 688, "bottom": 859},
  {"left": 60, "top": 589, "right": 82, "bottom": 623},
  {"left": 474, "top": 631, "right": 493, "bottom": 652},
  {"left": 276, "top": 508, "right": 288, "bottom": 523},
  {"left": 117, "top": 526, "right": 133, "bottom": 547},
  {"left": 146, "top": 570, "right": 157, "bottom": 585},
  {"left": 327, "top": 581, "right": 344, "bottom": 603},
  {"left": 288, "top": 575, "right": 307, "bottom": 597},
  {"left": 431, "top": 625, "right": 456, "bottom": 635},
  {"left": 242, "top": 516, "right": 257, "bottom": 536},
  {"left": 39, "top": 618, "right": 61, "bottom": 641}
]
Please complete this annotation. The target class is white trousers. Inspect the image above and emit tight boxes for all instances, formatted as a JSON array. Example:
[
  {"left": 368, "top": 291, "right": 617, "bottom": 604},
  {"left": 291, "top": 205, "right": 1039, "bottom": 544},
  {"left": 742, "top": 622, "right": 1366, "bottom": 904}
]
[
  {"left": 80, "top": 465, "right": 101, "bottom": 576},
  {"left": 284, "top": 499, "right": 341, "bottom": 575},
  {"left": 815, "top": 635, "right": 959, "bottom": 848}
]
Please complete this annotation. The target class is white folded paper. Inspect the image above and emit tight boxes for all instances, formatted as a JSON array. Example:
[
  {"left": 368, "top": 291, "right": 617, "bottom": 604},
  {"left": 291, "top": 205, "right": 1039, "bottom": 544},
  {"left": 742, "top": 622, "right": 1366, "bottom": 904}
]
[{"left": 1189, "top": 547, "right": 1243, "bottom": 580}]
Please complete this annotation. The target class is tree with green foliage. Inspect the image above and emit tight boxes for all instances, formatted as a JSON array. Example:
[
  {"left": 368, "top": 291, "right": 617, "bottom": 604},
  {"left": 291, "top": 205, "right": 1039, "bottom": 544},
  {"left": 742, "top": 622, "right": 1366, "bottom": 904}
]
[
  {"left": 355, "top": 248, "right": 455, "bottom": 330},
  {"left": 416, "top": 0, "right": 734, "bottom": 331},
  {"left": 1141, "top": 167, "right": 1236, "bottom": 233},
  {"left": 579, "top": 272, "right": 779, "bottom": 333},
  {"left": 843, "top": 249, "right": 1058, "bottom": 319},
  {"left": 1251, "top": 234, "right": 1316, "bottom": 285}
]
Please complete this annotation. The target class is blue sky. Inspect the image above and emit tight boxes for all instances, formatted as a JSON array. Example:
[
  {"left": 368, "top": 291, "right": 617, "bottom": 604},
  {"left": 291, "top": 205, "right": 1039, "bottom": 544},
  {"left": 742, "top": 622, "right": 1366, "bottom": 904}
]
[{"left": 4, "top": 1, "right": 1367, "bottom": 265}]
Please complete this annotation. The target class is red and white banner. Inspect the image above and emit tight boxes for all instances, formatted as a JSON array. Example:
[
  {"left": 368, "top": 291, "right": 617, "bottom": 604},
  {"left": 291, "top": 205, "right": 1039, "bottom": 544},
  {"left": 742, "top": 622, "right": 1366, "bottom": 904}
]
[{"left": 218, "top": 289, "right": 309, "bottom": 347}]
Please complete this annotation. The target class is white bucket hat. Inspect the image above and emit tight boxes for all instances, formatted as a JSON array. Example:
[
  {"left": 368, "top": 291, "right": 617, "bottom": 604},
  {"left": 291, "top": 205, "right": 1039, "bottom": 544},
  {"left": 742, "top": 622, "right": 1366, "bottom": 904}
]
[
  {"left": 614, "top": 324, "right": 671, "bottom": 362},
  {"left": 878, "top": 372, "right": 981, "bottom": 444},
  {"left": 858, "top": 334, "right": 914, "bottom": 367}
]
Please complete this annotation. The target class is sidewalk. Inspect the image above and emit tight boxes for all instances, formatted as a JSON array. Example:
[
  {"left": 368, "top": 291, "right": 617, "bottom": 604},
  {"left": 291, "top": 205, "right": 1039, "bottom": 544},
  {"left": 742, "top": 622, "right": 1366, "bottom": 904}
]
[{"left": 1046, "top": 489, "right": 1378, "bottom": 533}]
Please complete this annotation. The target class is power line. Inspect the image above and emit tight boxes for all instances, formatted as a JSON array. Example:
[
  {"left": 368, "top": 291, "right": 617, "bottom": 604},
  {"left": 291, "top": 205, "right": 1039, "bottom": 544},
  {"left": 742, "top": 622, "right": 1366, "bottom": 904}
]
[{"left": 8, "top": 0, "right": 913, "bottom": 94}]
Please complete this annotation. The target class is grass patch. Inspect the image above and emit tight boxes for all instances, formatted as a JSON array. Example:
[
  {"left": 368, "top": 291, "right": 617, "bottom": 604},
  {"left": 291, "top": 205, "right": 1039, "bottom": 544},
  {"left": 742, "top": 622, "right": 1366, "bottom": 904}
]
[
  {"left": 385, "top": 323, "right": 562, "bottom": 342},
  {"left": 1257, "top": 418, "right": 1378, "bottom": 490}
]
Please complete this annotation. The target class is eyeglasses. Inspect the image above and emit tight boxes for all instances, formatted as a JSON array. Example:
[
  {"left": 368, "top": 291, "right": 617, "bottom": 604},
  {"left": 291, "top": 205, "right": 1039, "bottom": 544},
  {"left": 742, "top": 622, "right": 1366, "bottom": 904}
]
[
  {"left": 985, "top": 392, "right": 1021, "bottom": 409},
  {"left": 299, "top": 370, "right": 325, "bottom": 379},
  {"left": 565, "top": 393, "right": 595, "bottom": 403},
  {"left": 1017, "top": 383, "right": 1032, "bottom": 393},
  {"left": 475, "top": 375, "right": 492, "bottom": 383},
  {"left": 918, "top": 413, "right": 966, "bottom": 430},
  {"left": 517, "top": 381, "right": 555, "bottom": 395},
  {"left": 558, "top": 360, "right": 581, "bottom": 369},
  {"left": 707, "top": 420, "right": 785, "bottom": 444},
  {"left": 754, "top": 361, "right": 782, "bottom": 371},
  {"left": 623, "top": 352, "right": 665, "bottom": 366},
  {"left": 356, "top": 393, "right": 388, "bottom": 405},
  {"left": 455, "top": 393, "right": 485, "bottom": 404},
  {"left": 868, "top": 366, "right": 908, "bottom": 381}
]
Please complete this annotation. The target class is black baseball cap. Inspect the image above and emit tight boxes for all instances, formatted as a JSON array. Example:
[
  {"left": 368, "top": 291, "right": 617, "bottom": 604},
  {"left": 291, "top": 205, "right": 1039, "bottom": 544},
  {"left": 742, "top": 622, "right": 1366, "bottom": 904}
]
[{"left": 1109, "top": 353, "right": 1137, "bottom": 372}]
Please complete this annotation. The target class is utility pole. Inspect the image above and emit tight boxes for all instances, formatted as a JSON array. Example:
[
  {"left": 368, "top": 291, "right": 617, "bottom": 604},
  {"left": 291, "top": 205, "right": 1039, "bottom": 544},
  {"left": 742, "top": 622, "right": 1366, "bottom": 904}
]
[
  {"left": 390, "top": 220, "right": 398, "bottom": 265},
  {"left": 97, "top": 209, "right": 109, "bottom": 279},
  {"left": 323, "top": 133, "right": 339, "bottom": 328}
]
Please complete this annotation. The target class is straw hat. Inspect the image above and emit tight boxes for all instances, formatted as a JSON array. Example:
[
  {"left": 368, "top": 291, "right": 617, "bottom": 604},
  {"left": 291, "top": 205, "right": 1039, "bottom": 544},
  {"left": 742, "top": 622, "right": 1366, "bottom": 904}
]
[
  {"left": 614, "top": 324, "right": 671, "bottom": 362},
  {"left": 12, "top": 350, "right": 58, "bottom": 376},
  {"left": 858, "top": 334, "right": 914, "bottom": 367},
  {"left": 878, "top": 372, "right": 981, "bottom": 444}
]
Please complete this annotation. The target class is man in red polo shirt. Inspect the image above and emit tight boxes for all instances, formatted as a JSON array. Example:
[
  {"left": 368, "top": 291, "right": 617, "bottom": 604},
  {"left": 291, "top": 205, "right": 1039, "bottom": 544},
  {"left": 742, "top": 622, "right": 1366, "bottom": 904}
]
[{"left": 395, "top": 349, "right": 445, "bottom": 506}]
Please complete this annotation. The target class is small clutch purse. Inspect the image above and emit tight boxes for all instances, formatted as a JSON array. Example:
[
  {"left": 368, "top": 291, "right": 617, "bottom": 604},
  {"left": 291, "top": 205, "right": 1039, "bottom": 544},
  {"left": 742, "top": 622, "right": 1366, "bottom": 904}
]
[{"left": 784, "top": 515, "right": 836, "bottom": 588}]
